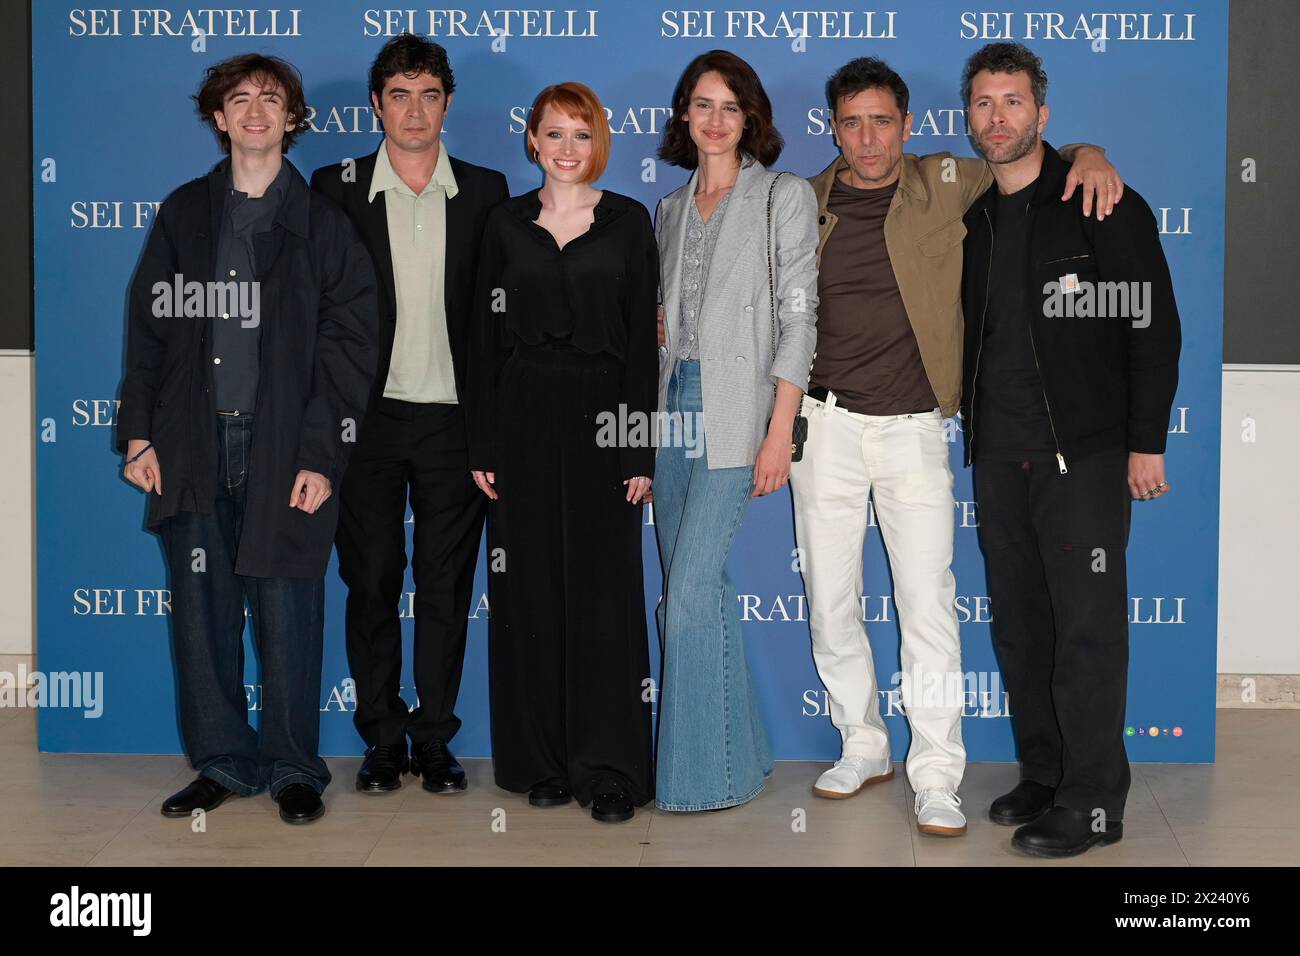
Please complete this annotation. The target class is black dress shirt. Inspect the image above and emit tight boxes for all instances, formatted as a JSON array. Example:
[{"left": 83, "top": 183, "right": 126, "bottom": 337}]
[
  {"left": 211, "top": 161, "right": 290, "bottom": 413},
  {"left": 467, "top": 188, "right": 660, "bottom": 478}
]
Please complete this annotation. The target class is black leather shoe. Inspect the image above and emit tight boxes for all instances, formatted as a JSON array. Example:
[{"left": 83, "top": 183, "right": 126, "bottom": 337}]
[
  {"left": 276, "top": 783, "right": 325, "bottom": 824},
  {"left": 989, "top": 780, "right": 1056, "bottom": 826},
  {"left": 591, "top": 790, "right": 634, "bottom": 824},
  {"left": 1012, "top": 806, "right": 1123, "bottom": 858},
  {"left": 160, "top": 777, "right": 236, "bottom": 817},
  {"left": 528, "top": 782, "right": 572, "bottom": 807},
  {"left": 410, "top": 739, "right": 467, "bottom": 794},
  {"left": 356, "top": 743, "right": 409, "bottom": 792}
]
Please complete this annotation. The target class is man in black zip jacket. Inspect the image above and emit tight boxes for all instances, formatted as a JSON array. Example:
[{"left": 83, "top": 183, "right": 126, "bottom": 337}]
[{"left": 958, "top": 43, "right": 1181, "bottom": 858}]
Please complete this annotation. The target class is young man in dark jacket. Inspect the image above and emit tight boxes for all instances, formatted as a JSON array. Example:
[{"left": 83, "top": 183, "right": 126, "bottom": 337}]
[
  {"left": 959, "top": 42, "right": 1181, "bottom": 857},
  {"left": 118, "top": 54, "right": 378, "bottom": 824},
  {"left": 311, "top": 35, "right": 508, "bottom": 795}
]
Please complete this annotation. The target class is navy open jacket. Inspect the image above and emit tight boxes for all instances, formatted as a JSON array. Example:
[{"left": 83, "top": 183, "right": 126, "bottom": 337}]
[{"left": 117, "top": 157, "right": 379, "bottom": 578}]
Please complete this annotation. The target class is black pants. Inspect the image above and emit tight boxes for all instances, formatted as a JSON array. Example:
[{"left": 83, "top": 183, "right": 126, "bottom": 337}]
[
  {"left": 974, "top": 449, "right": 1132, "bottom": 821},
  {"left": 487, "top": 344, "right": 654, "bottom": 807},
  {"left": 336, "top": 397, "right": 485, "bottom": 749}
]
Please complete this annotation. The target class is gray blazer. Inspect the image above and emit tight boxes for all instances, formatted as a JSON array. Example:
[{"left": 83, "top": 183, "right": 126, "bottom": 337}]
[{"left": 654, "top": 156, "right": 819, "bottom": 470}]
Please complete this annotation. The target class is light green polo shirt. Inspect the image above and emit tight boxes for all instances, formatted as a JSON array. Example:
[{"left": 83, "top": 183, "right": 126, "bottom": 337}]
[{"left": 369, "top": 138, "right": 459, "bottom": 403}]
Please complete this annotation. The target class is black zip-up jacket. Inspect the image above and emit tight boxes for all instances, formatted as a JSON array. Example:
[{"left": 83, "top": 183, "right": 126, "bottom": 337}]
[
  {"left": 117, "top": 157, "right": 379, "bottom": 577},
  {"left": 960, "top": 141, "right": 1181, "bottom": 471}
]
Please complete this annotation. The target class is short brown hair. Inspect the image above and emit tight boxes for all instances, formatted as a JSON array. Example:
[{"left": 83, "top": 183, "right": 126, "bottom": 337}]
[
  {"left": 525, "top": 82, "right": 610, "bottom": 183},
  {"left": 658, "top": 50, "right": 783, "bottom": 169},
  {"left": 193, "top": 53, "right": 307, "bottom": 154},
  {"left": 962, "top": 42, "right": 1048, "bottom": 109}
]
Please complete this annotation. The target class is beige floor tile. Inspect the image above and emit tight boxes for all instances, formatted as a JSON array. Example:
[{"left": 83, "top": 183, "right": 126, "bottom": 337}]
[
  {"left": 0, "top": 804, "right": 143, "bottom": 866},
  {"left": 641, "top": 804, "right": 915, "bottom": 866},
  {"left": 87, "top": 807, "right": 396, "bottom": 866},
  {"left": 1140, "top": 763, "right": 1299, "bottom": 830},
  {"left": 0, "top": 707, "right": 1293, "bottom": 867},
  {"left": 640, "top": 764, "right": 916, "bottom": 866},
  {"left": 363, "top": 807, "right": 651, "bottom": 866},
  {"left": 1171, "top": 825, "right": 1300, "bottom": 866}
]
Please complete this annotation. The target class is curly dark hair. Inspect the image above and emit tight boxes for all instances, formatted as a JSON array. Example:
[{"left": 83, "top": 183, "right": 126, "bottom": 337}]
[
  {"left": 658, "top": 49, "right": 783, "bottom": 169},
  {"left": 961, "top": 41, "right": 1048, "bottom": 109},
  {"left": 193, "top": 53, "right": 307, "bottom": 154},
  {"left": 826, "top": 57, "right": 909, "bottom": 119},
  {"left": 369, "top": 32, "right": 456, "bottom": 100}
]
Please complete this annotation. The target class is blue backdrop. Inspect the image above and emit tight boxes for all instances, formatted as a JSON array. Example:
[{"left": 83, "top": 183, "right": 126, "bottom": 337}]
[{"left": 33, "top": 0, "right": 1225, "bottom": 763}]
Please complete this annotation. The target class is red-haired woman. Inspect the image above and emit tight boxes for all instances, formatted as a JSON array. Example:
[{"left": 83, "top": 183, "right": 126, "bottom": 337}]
[{"left": 467, "top": 82, "right": 659, "bottom": 824}]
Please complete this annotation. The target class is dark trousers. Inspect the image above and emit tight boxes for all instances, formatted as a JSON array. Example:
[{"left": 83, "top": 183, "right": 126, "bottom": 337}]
[
  {"left": 974, "top": 449, "right": 1132, "bottom": 821},
  {"left": 161, "top": 414, "right": 330, "bottom": 798},
  {"left": 336, "top": 397, "right": 485, "bottom": 749},
  {"left": 487, "top": 344, "right": 654, "bottom": 807}
]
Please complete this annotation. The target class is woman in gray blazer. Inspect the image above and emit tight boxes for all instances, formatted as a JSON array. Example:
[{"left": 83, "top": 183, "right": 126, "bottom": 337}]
[{"left": 652, "top": 50, "right": 819, "bottom": 812}]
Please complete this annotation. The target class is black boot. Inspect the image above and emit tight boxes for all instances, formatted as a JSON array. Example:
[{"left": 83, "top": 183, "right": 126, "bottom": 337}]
[
  {"left": 1012, "top": 806, "right": 1123, "bottom": 858},
  {"left": 989, "top": 780, "right": 1056, "bottom": 826}
]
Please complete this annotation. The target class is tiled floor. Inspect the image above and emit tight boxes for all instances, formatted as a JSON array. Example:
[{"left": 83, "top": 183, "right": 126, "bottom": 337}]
[{"left": 1, "top": 707, "right": 1295, "bottom": 866}]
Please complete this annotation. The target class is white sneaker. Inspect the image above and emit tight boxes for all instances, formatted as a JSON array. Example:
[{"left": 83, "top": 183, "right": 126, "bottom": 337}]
[
  {"left": 914, "top": 787, "right": 967, "bottom": 836},
  {"left": 812, "top": 755, "right": 894, "bottom": 799}
]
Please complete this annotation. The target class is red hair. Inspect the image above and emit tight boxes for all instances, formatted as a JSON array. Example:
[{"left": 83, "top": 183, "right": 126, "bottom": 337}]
[{"left": 526, "top": 82, "right": 610, "bottom": 183}]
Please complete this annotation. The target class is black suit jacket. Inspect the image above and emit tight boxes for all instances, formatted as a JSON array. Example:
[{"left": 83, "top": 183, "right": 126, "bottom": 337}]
[{"left": 310, "top": 149, "right": 509, "bottom": 413}]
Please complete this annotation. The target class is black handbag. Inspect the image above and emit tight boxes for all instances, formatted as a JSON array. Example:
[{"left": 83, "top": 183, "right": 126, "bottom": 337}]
[{"left": 765, "top": 173, "right": 810, "bottom": 463}]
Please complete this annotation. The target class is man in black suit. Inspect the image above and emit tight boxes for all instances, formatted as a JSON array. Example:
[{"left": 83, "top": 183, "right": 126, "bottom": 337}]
[{"left": 311, "top": 34, "right": 509, "bottom": 794}]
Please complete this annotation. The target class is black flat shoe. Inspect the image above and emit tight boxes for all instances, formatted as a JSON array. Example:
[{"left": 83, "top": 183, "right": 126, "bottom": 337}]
[
  {"left": 529, "top": 782, "right": 572, "bottom": 807},
  {"left": 276, "top": 783, "right": 325, "bottom": 825},
  {"left": 591, "top": 790, "right": 634, "bottom": 824},
  {"left": 356, "top": 742, "right": 409, "bottom": 792},
  {"left": 410, "top": 739, "right": 467, "bottom": 794},
  {"left": 989, "top": 780, "right": 1056, "bottom": 826},
  {"left": 1012, "top": 806, "right": 1123, "bottom": 858},
  {"left": 161, "top": 777, "right": 236, "bottom": 817}
]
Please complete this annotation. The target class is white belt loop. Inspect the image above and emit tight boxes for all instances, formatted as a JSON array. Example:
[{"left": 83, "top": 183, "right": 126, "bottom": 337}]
[{"left": 823, "top": 389, "right": 838, "bottom": 417}]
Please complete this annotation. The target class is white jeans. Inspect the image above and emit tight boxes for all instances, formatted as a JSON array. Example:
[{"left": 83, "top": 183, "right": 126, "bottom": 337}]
[{"left": 790, "top": 391, "right": 965, "bottom": 791}]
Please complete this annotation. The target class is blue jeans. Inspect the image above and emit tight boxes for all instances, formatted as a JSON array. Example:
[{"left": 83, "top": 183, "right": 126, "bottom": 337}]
[
  {"left": 160, "top": 414, "right": 331, "bottom": 798},
  {"left": 653, "top": 360, "right": 773, "bottom": 811}
]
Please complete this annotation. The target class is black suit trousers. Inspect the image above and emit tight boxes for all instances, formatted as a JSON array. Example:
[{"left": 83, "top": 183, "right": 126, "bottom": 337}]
[{"left": 336, "top": 397, "right": 485, "bottom": 749}]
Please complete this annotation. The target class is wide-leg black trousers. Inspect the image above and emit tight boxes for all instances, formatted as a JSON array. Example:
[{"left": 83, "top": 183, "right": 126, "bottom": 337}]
[{"left": 486, "top": 343, "right": 654, "bottom": 806}]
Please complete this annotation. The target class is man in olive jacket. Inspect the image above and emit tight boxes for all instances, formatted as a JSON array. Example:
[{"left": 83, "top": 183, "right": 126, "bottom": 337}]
[{"left": 117, "top": 54, "right": 378, "bottom": 824}]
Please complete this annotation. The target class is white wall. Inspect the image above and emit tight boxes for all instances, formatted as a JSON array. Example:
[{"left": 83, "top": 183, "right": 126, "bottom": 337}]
[
  {"left": 1218, "top": 366, "right": 1300, "bottom": 674},
  {"left": 0, "top": 351, "right": 33, "bottom": 655}
]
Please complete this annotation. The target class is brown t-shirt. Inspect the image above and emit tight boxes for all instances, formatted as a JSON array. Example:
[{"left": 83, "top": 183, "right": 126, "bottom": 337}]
[{"left": 811, "top": 176, "right": 937, "bottom": 416}]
